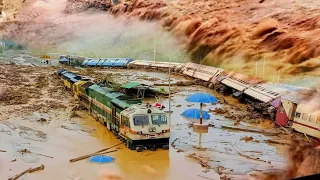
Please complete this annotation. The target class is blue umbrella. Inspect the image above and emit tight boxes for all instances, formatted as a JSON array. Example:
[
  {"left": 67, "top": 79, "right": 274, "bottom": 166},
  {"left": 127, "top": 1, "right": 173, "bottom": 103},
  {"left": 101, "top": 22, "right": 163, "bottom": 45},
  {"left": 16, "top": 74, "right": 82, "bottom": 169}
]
[
  {"left": 89, "top": 155, "right": 115, "bottom": 164},
  {"left": 181, "top": 109, "right": 210, "bottom": 119},
  {"left": 186, "top": 93, "right": 218, "bottom": 103},
  {"left": 186, "top": 93, "right": 218, "bottom": 124}
]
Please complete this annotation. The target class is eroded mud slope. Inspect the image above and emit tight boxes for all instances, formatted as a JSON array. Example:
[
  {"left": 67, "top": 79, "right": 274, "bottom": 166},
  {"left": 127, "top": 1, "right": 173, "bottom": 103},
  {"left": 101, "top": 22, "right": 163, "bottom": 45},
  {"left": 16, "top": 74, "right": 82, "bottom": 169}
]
[
  {"left": 2, "top": 0, "right": 320, "bottom": 77},
  {"left": 108, "top": 0, "right": 320, "bottom": 75}
]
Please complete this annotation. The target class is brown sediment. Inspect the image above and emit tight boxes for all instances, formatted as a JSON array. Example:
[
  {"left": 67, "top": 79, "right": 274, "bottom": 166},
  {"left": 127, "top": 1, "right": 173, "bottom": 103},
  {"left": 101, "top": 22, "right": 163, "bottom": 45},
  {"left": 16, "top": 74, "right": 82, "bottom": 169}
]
[{"left": 106, "top": 0, "right": 320, "bottom": 76}]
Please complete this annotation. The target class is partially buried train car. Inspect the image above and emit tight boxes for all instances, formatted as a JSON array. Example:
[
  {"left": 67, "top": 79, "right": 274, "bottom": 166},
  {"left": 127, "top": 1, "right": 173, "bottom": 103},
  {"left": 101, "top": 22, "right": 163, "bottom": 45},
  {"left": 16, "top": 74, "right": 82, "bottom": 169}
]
[
  {"left": 57, "top": 69, "right": 170, "bottom": 151},
  {"left": 277, "top": 89, "right": 320, "bottom": 138}
]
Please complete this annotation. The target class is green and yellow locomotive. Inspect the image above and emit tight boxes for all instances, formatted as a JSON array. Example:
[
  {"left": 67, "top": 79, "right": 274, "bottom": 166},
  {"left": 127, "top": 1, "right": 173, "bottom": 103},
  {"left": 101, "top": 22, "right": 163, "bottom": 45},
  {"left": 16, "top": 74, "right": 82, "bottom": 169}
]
[{"left": 57, "top": 69, "right": 170, "bottom": 151}]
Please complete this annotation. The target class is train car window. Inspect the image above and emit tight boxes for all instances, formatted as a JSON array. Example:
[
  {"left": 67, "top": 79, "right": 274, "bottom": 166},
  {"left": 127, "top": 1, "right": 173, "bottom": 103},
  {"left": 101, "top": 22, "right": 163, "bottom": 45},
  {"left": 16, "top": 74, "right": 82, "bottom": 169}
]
[
  {"left": 302, "top": 113, "right": 308, "bottom": 121},
  {"left": 309, "top": 115, "right": 316, "bottom": 123},
  {"left": 121, "top": 115, "right": 130, "bottom": 128},
  {"left": 133, "top": 115, "right": 149, "bottom": 126},
  {"left": 295, "top": 112, "right": 301, "bottom": 118},
  {"left": 151, "top": 114, "right": 167, "bottom": 125}
]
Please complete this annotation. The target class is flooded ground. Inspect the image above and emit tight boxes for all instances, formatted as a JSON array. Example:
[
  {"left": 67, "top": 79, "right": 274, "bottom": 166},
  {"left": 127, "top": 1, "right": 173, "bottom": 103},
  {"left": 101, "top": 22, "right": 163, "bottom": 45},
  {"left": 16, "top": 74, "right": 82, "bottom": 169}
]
[{"left": 0, "top": 51, "right": 292, "bottom": 180}]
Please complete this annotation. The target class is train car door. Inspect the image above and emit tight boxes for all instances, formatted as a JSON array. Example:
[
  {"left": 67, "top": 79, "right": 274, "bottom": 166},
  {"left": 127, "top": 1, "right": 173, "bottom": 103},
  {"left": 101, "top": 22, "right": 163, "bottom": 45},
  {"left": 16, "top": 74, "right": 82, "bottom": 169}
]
[
  {"left": 112, "top": 106, "right": 116, "bottom": 125},
  {"left": 112, "top": 106, "right": 120, "bottom": 132}
]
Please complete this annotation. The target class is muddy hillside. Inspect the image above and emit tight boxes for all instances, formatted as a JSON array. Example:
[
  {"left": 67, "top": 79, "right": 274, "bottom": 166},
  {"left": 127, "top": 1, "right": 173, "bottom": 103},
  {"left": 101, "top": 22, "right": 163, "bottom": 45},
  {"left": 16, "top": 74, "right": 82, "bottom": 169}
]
[
  {"left": 2, "top": 0, "right": 320, "bottom": 77},
  {"left": 109, "top": 0, "right": 320, "bottom": 76},
  {"left": 68, "top": 0, "right": 320, "bottom": 76}
]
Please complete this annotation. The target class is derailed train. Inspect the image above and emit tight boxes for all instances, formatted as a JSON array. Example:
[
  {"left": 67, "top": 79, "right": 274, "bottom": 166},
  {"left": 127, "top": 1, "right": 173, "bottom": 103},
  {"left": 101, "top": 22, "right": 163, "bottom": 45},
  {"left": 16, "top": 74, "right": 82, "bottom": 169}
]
[
  {"left": 56, "top": 69, "right": 170, "bottom": 151},
  {"left": 59, "top": 57, "right": 320, "bottom": 139}
]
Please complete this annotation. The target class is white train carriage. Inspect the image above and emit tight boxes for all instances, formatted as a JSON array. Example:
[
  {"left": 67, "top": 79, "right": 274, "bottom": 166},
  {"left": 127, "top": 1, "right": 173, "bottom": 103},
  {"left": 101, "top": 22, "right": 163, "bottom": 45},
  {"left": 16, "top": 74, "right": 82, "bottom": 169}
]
[
  {"left": 291, "top": 102, "right": 320, "bottom": 138},
  {"left": 149, "top": 61, "right": 185, "bottom": 71},
  {"left": 182, "top": 62, "right": 202, "bottom": 77},
  {"left": 278, "top": 89, "right": 320, "bottom": 138},
  {"left": 119, "top": 103, "right": 170, "bottom": 150},
  {"left": 244, "top": 82, "right": 290, "bottom": 103},
  {"left": 128, "top": 60, "right": 185, "bottom": 71},
  {"left": 221, "top": 72, "right": 264, "bottom": 92},
  {"left": 127, "top": 60, "right": 154, "bottom": 68},
  {"left": 193, "top": 64, "right": 225, "bottom": 82}
]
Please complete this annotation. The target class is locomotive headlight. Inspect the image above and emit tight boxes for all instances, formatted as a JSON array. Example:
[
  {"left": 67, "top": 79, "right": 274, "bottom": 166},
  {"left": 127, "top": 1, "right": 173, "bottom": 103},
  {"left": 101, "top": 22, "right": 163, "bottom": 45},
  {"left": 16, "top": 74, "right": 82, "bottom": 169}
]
[
  {"left": 162, "top": 130, "right": 167, "bottom": 133},
  {"left": 149, "top": 127, "right": 156, "bottom": 132},
  {"left": 137, "top": 131, "right": 142, "bottom": 135}
]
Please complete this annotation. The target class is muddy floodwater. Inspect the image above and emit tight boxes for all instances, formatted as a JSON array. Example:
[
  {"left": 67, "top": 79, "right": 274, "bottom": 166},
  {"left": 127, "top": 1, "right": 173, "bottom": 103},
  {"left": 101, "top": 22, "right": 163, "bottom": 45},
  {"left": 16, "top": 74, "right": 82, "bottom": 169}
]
[{"left": 0, "top": 53, "right": 290, "bottom": 180}]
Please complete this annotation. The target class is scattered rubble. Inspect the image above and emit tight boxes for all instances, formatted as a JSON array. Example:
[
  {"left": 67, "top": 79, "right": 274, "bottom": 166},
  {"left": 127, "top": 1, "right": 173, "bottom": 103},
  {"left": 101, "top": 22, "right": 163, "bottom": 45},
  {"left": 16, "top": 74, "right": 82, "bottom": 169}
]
[
  {"left": 241, "top": 136, "right": 260, "bottom": 143},
  {"left": 9, "top": 164, "right": 45, "bottom": 180},
  {"left": 187, "top": 153, "right": 211, "bottom": 169}
]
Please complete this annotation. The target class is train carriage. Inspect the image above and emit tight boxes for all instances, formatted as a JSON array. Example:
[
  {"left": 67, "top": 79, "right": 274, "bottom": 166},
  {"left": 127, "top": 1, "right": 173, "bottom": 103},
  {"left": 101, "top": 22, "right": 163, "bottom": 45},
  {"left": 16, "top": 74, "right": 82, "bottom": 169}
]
[
  {"left": 277, "top": 89, "right": 320, "bottom": 138},
  {"left": 73, "top": 78, "right": 90, "bottom": 99},
  {"left": 127, "top": 60, "right": 154, "bottom": 69},
  {"left": 192, "top": 64, "right": 225, "bottom": 83},
  {"left": 244, "top": 83, "right": 290, "bottom": 103},
  {"left": 97, "top": 58, "right": 107, "bottom": 66},
  {"left": 85, "top": 58, "right": 100, "bottom": 67},
  {"left": 292, "top": 103, "right": 320, "bottom": 138},
  {"left": 182, "top": 62, "right": 202, "bottom": 77},
  {"left": 61, "top": 72, "right": 81, "bottom": 90},
  {"left": 81, "top": 58, "right": 90, "bottom": 66},
  {"left": 221, "top": 72, "right": 263, "bottom": 92}
]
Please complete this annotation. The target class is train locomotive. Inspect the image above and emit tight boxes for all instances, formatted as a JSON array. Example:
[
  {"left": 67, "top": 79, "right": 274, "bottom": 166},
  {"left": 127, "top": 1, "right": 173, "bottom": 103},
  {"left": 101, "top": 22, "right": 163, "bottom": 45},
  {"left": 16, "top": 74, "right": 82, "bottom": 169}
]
[{"left": 56, "top": 69, "right": 170, "bottom": 151}]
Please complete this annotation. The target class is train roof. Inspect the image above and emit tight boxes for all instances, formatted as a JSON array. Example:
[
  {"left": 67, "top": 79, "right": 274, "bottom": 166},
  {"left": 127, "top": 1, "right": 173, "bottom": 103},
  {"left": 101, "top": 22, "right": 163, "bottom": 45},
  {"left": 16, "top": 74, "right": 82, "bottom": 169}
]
[
  {"left": 221, "top": 72, "right": 264, "bottom": 91},
  {"left": 83, "top": 58, "right": 134, "bottom": 66},
  {"left": 88, "top": 84, "right": 114, "bottom": 95},
  {"left": 244, "top": 82, "right": 290, "bottom": 103},
  {"left": 81, "top": 81, "right": 95, "bottom": 89},
  {"left": 121, "top": 82, "right": 141, "bottom": 89},
  {"left": 121, "top": 104, "right": 166, "bottom": 116},
  {"left": 111, "top": 98, "right": 141, "bottom": 109}
]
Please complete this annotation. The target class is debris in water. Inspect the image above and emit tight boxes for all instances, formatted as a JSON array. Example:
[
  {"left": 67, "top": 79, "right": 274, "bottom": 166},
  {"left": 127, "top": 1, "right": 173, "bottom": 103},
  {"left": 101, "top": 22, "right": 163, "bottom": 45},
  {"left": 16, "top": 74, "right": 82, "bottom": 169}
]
[
  {"left": 29, "top": 164, "right": 45, "bottom": 173},
  {"left": 216, "top": 165, "right": 226, "bottom": 175},
  {"left": 264, "top": 139, "right": 290, "bottom": 146},
  {"left": 237, "top": 152, "right": 266, "bottom": 163},
  {"left": 187, "top": 153, "right": 211, "bottom": 169},
  {"left": 70, "top": 143, "right": 121, "bottom": 163},
  {"left": 8, "top": 168, "right": 32, "bottom": 180},
  {"left": 241, "top": 136, "right": 260, "bottom": 143},
  {"left": 19, "top": 149, "right": 53, "bottom": 159}
]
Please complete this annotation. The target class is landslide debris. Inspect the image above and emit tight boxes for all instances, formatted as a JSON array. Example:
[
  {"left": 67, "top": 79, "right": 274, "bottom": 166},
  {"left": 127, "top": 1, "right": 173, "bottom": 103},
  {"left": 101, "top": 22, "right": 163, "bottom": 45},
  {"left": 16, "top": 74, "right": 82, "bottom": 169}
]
[{"left": 107, "top": 0, "right": 320, "bottom": 76}]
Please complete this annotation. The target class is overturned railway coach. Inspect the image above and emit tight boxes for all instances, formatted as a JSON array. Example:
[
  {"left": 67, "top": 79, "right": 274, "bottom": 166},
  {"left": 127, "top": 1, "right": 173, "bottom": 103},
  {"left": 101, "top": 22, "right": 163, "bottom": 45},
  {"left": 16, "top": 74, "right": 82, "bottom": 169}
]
[
  {"left": 57, "top": 69, "right": 170, "bottom": 151},
  {"left": 82, "top": 58, "right": 134, "bottom": 67}
]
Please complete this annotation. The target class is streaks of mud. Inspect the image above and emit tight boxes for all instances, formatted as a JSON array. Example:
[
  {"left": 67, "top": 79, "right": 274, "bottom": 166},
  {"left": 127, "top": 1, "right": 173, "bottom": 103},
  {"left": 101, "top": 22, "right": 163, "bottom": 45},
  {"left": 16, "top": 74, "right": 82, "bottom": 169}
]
[
  {"left": 108, "top": 0, "right": 320, "bottom": 76},
  {"left": 3, "top": 121, "right": 48, "bottom": 142}
]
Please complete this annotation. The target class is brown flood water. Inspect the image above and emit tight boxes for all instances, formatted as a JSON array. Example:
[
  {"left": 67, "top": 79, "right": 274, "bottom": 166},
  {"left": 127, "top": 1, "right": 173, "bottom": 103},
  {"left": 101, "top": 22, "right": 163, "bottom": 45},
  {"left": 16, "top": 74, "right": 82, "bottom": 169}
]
[{"left": 0, "top": 68, "right": 288, "bottom": 180}]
